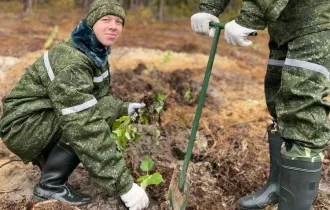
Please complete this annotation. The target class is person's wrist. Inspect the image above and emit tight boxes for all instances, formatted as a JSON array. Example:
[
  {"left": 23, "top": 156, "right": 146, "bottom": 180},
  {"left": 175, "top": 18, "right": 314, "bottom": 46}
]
[
  {"left": 119, "top": 181, "right": 133, "bottom": 196},
  {"left": 121, "top": 102, "right": 130, "bottom": 116}
]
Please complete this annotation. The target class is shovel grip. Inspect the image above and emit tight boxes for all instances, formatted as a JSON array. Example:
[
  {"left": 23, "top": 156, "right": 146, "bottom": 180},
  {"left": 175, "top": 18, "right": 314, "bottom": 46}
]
[
  {"left": 209, "top": 22, "right": 225, "bottom": 29},
  {"left": 209, "top": 21, "right": 258, "bottom": 36}
]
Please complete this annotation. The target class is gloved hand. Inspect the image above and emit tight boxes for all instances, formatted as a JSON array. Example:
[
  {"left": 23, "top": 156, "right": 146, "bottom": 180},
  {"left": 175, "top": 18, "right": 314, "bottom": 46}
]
[
  {"left": 128, "top": 103, "right": 145, "bottom": 115},
  {"left": 191, "top": 12, "right": 220, "bottom": 37},
  {"left": 224, "top": 20, "right": 257, "bottom": 46},
  {"left": 120, "top": 183, "right": 149, "bottom": 210}
]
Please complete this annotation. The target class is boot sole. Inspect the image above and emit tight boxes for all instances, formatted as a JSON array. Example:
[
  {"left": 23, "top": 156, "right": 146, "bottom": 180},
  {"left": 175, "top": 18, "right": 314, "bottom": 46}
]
[
  {"left": 32, "top": 195, "right": 48, "bottom": 202},
  {"left": 32, "top": 194, "right": 90, "bottom": 206}
]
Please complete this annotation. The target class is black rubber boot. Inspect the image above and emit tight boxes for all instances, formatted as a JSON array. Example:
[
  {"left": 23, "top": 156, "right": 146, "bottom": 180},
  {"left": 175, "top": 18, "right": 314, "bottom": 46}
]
[
  {"left": 32, "top": 141, "right": 91, "bottom": 206},
  {"left": 239, "top": 125, "right": 282, "bottom": 210},
  {"left": 32, "top": 154, "right": 47, "bottom": 171},
  {"left": 32, "top": 136, "right": 59, "bottom": 171},
  {"left": 278, "top": 157, "right": 321, "bottom": 210}
]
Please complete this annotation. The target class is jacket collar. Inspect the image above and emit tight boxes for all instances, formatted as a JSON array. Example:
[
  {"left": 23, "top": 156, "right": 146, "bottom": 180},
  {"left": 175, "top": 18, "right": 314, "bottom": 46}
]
[{"left": 71, "top": 19, "right": 111, "bottom": 68}]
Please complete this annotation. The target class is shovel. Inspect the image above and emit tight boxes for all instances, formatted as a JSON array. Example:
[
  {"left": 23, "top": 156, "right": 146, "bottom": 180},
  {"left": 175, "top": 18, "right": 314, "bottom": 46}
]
[{"left": 168, "top": 22, "right": 257, "bottom": 210}]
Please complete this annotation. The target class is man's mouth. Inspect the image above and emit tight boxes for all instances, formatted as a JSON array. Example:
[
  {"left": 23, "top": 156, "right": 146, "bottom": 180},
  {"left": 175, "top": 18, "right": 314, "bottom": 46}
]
[{"left": 105, "top": 33, "right": 116, "bottom": 39}]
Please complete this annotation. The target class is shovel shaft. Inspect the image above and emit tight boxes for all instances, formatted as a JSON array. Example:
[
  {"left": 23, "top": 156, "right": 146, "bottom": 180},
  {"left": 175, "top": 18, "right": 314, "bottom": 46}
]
[{"left": 178, "top": 22, "right": 223, "bottom": 190}]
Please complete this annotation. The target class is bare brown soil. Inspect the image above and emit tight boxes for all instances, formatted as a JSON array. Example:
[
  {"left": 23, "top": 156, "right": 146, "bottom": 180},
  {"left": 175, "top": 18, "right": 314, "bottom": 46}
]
[{"left": 0, "top": 2, "right": 330, "bottom": 210}]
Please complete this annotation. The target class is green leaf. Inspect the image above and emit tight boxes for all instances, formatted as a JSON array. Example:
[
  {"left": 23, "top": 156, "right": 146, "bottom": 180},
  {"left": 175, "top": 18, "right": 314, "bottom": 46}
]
[
  {"left": 111, "top": 114, "right": 142, "bottom": 151},
  {"left": 115, "top": 137, "right": 126, "bottom": 150},
  {"left": 118, "top": 115, "right": 130, "bottom": 123},
  {"left": 153, "top": 129, "right": 160, "bottom": 141},
  {"left": 112, "top": 120, "right": 121, "bottom": 130},
  {"left": 121, "top": 138, "right": 128, "bottom": 149},
  {"left": 121, "top": 115, "right": 130, "bottom": 121},
  {"left": 133, "top": 133, "right": 141, "bottom": 141},
  {"left": 112, "top": 129, "right": 122, "bottom": 137},
  {"left": 140, "top": 156, "right": 154, "bottom": 172},
  {"left": 146, "top": 173, "right": 163, "bottom": 185},
  {"left": 155, "top": 105, "right": 163, "bottom": 114},
  {"left": 115, "top": 129, "right": 125, "bottom": 138},
  {"left": 140, "top": 179, "right": 148, "bottom": 190},
  {"left": 160, "top": 51, "right": 172, "bottom": 65},
  {"left": 139, "top": 114, "right": 149, "bottom": 125},
  {"left": 125, "top": 131, "right": 131, "bottom": 140},
  {"left": 137, "top": 174, "right": 149, "bottom": 183},
  {"left": 184, "top": 89, "right": 192, "bottom": 99},
  {"left": 115, "top": 140, "right": 123, "bottom": 151},
  {"left": 139, "top": 173, "right": 163, "bottom": 190},
  {"left": 155, "top": 93, "right": 166, "bottom": 101}
]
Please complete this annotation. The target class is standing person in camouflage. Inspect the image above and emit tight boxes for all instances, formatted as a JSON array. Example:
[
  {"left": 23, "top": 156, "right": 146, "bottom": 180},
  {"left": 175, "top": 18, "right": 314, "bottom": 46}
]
[
  {"left": 191, "top": 1, "right": 330, "bottom": 210},
  {"left": 0, "top": 0, "right": 149, "bottom": 209}
]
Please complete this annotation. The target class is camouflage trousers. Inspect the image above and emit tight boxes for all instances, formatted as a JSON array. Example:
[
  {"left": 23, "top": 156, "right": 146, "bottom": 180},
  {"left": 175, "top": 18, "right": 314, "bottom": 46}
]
[
  {"left": 265, "top": 30, "right": 330, "bottom": 162},
  {"left": 1, "top": 95, "right": 120, "bottom": 163}
]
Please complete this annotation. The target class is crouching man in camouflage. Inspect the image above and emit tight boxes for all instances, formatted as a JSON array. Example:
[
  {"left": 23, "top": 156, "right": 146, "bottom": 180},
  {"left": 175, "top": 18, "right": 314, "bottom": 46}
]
[
  {"left": 191, "top": 0, "right": 330, "bottom": 210},
  {"left": 0, "top": 0, "right": 149, "bottom": 209}
]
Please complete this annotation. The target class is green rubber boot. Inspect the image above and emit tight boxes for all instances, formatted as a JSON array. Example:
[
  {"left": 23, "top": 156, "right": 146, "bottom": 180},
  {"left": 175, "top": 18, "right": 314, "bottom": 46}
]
[
  {"left": 239, "top": 125, "right": 282, "bottom": 209},
  {"left": 278, "top": 157, "right": 321, "bottom": 210}
]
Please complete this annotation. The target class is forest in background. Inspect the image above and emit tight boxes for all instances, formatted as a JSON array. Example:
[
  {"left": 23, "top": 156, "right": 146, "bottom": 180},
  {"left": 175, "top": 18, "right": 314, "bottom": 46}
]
[{"left": 2, "top": 0, "right": 243, "bottom": 21}]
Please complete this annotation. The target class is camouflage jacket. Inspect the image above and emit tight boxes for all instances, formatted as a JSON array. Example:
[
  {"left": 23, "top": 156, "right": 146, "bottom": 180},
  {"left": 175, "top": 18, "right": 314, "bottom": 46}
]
[
  {"left": 199, "top": 0, "right": 330, "bottom": 45},
  {"left": 0, "top": 20, "right": 133, "bottom": 195}
]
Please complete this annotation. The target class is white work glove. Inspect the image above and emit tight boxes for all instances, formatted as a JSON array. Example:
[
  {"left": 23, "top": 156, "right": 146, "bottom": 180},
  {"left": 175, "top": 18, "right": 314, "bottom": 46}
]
[
  {"left": 224, "top": 20, "right": 257, "bottom": 46},
  {"left": 128, "top": 103, "right": 145, "bottom": 115},
  {"left": 191, "top": 12, "right": 220, "bottom": 37},
  {"left": 120, "top": 183, "right": 149, "bottom": 210}
]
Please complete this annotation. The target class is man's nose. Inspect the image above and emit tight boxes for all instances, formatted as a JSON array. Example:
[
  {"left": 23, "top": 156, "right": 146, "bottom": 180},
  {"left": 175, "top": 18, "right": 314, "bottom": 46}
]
[{"left": 108, "top": 20, "right": 117, "bottom": 29}]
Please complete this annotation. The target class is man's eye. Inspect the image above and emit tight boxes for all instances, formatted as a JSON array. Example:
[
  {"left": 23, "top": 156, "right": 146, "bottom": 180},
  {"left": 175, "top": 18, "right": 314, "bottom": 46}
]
[{"left": 116, "top": 20, "right": 123, "bottom": 24}]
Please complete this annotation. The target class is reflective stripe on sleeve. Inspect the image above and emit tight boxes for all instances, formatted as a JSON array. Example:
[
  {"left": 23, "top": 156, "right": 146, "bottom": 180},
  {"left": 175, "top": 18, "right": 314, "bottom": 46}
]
[
  {"left": 268, "top": 59, "right": 285, "bottom": 66},
  {"left": 61, "top": 98, "right": 97, "bottom": 115},
  {"left": 285, "top": 58, "right": 329, "bottom": 80},
  {"left": 93, "top": 70, "right": 109, "bottom": 83},
  {"left": 43, "top": 51, "right": 55, "bottom": 81}
]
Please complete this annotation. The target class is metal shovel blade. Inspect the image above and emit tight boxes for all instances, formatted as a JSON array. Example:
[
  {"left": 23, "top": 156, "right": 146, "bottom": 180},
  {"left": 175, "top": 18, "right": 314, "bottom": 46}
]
[{"left": 168, "top": 167, "right": 190, "bottom": 210}]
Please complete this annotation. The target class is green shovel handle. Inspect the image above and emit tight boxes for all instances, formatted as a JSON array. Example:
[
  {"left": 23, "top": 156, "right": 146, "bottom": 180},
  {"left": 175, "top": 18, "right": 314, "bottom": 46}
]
[
  {"left": 178, "top": 22, "right": 222, "bottom": 191},
  {"left": 177, "top": 21, "right": 258, "bottom": 191}
]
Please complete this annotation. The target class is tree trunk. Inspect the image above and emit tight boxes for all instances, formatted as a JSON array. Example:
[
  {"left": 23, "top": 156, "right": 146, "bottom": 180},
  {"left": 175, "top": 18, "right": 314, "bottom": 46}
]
[
  {"left": 24, "top": 0, "right": 33, "bottom": 13},
  {"left": 158, "top": 0, "right": 164, "bottom": 21},
  {"left": 84, "top": 0, "right": 93, "bottom": 13},
  {"left": 121, "top": 0, "right": 130, "bottom": 10},
  {"left": 129, "top": 0, "right": 135, "bottom": 10},
  {"left": 121, "top": 0, "right": 129, "bottom": 10},
  {"left": 118, "top": 0, "right": 124, "bottom": 7}
]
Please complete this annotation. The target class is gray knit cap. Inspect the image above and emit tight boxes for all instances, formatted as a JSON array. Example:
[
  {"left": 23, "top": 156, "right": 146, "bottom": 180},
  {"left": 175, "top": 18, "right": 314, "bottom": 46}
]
[{"left": 86, "top": 0, "right": 125, "bottom": 27}]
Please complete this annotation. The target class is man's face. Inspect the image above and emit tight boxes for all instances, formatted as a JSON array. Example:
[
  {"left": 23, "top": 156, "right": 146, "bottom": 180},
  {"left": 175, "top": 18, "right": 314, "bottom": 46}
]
[{"left": 93, "top": 15, "right": 123, "bottom": 47}]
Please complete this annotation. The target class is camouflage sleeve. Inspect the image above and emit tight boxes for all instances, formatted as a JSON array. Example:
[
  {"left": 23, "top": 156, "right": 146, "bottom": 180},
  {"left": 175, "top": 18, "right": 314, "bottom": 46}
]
[
  {"left": 48, "top": 63, "right": 133, "bottom": 196},
  {"left": 198, "top": 0, "right": 230, "bottom": 17},
  {"left": 102, "top": 63, "right": 130, "bottom": 123},
  {"left": 235, "top": 0, "right": 289, "bottom": 30},
  {"left": 198, "top": 0, "right": 289, "bottom": 30},
  {"left": 97, "top": 93, "right": 130, "bottom": 127}
]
